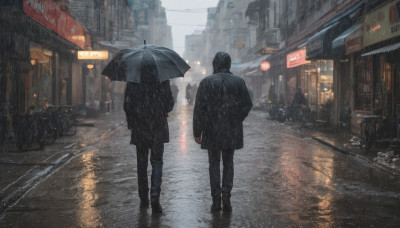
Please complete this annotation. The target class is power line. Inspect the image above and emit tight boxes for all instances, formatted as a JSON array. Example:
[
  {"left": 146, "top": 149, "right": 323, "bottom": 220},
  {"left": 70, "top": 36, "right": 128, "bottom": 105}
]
[
  {"left": 168, "top": 23, "right": 206, "bottom": 27},
  {"left": 165, "top": 8, "right": 208, "bottom": 13}
]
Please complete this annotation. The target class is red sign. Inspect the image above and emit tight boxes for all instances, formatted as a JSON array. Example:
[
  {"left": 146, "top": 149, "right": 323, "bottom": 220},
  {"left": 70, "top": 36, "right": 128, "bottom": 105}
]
[
  {"left": 260, "top": 61, "right": 270, "bottom": 71},
  {"left": 286, "top": 48, "right": 310, "bottom": 68},
  {"left": 23, "top": 0, "right": 85, "bottom": 49}
]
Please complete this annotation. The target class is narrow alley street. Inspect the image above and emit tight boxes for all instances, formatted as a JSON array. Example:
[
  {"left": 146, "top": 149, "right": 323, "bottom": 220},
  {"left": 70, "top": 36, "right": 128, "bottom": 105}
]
[{"left": 1, "top": 105, "right": 400, "bottom": 227}]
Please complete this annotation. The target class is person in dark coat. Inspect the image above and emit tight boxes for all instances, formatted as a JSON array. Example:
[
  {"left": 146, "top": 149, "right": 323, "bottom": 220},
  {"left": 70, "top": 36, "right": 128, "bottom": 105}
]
[
  {"left": 186, "top": 83, "right": 192, "bottom": 105},
  {"left": 193, "top": 52, "right": 253, "bottom": 213},
  {"left": 123, "top": 51, "right": 174, "bottom": 214},
  {"left": 171, "top": 83, "right": 179, "bottom": 103},
  {"left": 291, "top": 88, "right": 309, "bottom": 121}
]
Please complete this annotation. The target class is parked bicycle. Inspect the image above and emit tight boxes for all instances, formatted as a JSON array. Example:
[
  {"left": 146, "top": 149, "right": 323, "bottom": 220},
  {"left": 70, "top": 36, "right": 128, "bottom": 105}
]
[
  {"left": 37, "top": 110, "right": 57, "bottom": 145},
  {"left": 4, "top": 112, "right": 45, "bottom": 151}
]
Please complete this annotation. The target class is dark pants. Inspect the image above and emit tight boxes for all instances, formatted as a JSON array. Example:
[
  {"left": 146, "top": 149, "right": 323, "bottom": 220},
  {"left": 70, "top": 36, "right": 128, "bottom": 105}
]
[
  {"left": 136, "top": 142, "right": 164, "bottom": 199},
  {"left": 208, "top": 148, "right": 235, "bottom": 198}
]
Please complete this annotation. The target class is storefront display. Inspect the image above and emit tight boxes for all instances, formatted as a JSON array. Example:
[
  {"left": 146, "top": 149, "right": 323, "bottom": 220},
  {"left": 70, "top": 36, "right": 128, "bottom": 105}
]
[{"left": 28, "top": 43, "right": 53, "bottom": 111}]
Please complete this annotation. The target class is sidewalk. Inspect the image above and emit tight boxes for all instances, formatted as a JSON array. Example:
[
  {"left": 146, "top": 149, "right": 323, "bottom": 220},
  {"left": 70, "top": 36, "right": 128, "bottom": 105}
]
[
  {"left": 0, "top": 111, "right": 125, "bottom": 216},
  {"left": 288, "top": 121, "right": 400, "bottom": 176}
]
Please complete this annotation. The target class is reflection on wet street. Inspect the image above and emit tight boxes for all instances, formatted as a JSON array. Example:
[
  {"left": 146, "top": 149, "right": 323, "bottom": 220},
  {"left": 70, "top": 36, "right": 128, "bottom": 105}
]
[
  {"left": 1, "top": 105, "right": 400, "bottom": 227},
  {"left": 78, "top": 151, "right": 100, "bottom": 227}
]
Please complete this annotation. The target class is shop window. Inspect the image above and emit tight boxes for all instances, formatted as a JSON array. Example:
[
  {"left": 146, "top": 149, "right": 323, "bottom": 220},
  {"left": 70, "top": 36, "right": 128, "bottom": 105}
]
[
  {"left": 302, "top": 64, "right": 318, "bottom": 106},
  {"left": 29, "top": 43, "right": 53, "bottom": 111},
  {"left": 355, "top": 55, "right": 373, "bottom": 111},
  {"left": 317, "top": 60, "right": 334, "bottom": 105}
]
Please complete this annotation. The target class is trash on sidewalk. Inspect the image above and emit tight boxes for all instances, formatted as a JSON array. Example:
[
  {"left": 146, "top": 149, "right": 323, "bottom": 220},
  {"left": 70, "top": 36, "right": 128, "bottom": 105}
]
[
  {"left": 349, "top": 136, "right": 361, "bottom": 146},
  {"left": 374, "top": 151, "right": 400, "bottom": 167}
]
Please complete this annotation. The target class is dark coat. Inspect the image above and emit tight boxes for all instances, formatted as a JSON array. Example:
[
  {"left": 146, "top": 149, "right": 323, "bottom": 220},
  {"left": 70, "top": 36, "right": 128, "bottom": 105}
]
[
  {"left": 123, "top": 80, "right": 174, "bottom": 146},
  {"left": 193, "top": 72, "right": 253, "bottom": 150}
]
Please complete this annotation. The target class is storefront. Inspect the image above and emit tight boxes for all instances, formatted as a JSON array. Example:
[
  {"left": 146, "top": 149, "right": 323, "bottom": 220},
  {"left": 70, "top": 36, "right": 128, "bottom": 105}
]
[
  {"left": 286, "top": 48, "right": 330, "bottom": 113},
  {"left": 286, "top": 48, "right": 334, "bottom": 121},
  {"left": 286, "top": 48, "right": 308, "bottom": 104},
  {"left": 236, "top": 55, "right": 270, "bottom": 104},
  {"left": 26, "top": 43, "right": 54, "bottom": 110},
  {"left": 265, "top": 50, "right": 285, "bottom": 103},
  {"left": 244, "top": 69, "right": 269, "bottom": 105},
  {"left": 331, "top": 22, "right": 362, "bottom": 128},
  {"left": 355, "top": 0, "right": 400, "bottom": 138}
]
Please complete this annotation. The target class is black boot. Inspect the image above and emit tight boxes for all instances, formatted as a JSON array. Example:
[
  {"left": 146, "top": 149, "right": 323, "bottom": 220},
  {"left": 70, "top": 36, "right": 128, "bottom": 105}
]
[
  {"left": 151, "top": 196, "right": 163, "bottom": 214},
  {"left": 211, "top": 195, "right": 222, "bottom": 212},
  {"left": 222, "top": 195, "right": 232, "bottom": 213}
]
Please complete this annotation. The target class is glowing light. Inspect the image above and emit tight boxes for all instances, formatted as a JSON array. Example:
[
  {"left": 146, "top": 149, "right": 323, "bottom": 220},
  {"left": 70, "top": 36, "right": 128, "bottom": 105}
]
[
  {"left": 260, "top": 61, "right": 270, "bottom": 71},
  {"left": 78, "top": 51, "right": 109, "bottom": 60}
]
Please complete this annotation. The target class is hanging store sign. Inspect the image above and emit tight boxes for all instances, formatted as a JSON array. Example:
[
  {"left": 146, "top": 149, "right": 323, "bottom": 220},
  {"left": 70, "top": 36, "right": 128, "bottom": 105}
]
[
  {"left": 363, "top": 0, "right": 400, "bottom": 47},
  {"left": 77, "top": 51, "right": 109, "bottom": 60},
  {"left": 286, "top": 48, "right": 310, "bottom": 68},
  {"left": 260, "top": 61, "right": 270, "bottom": 71},
  {"left": 307, "top": 37, "right": 323, "bottom": 57},
  {"left": 345, "top": 26, "right": 362, "bottom": 55},
  {"left": 23, "top": 0, "right": 85, "bottom": 49}
]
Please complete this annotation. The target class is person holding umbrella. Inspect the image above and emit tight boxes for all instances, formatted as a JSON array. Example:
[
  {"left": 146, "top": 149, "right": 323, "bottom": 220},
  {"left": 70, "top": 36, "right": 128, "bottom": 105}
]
[
  {"left": 193, "top": 52, "right": 253, "bottom": 213},
  {"left": 102, "top": 42, "right": 190, "bottom": 214}
]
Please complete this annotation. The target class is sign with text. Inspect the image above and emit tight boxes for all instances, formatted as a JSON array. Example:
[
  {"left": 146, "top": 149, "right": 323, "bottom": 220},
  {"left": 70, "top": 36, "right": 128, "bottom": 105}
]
[
  {"left": 78, "top": 51, "right": 109, "bottom": 60},
  {"left": 286, "top": 48, "right": 310, "bottom": 68},
  {"left": 345, "top": 26, "right": 363, "bottom": 55},
  {"left": 23, "top": 0, "right": 85, "bottom": 49},
  {"left": 363, "top": 0, "right": 400, "bottom": 47}
]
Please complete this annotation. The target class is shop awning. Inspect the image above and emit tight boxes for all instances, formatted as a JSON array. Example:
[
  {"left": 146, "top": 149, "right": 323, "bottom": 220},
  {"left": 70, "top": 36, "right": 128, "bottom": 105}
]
[
  {"left": 245, "top": 69, "right": 262, "bottom": 77},
  {"left": 361, "top": 42, "right": 400, "bottom": 56},
  {"left": 305, "top": 0, "right": 365, "bottom": 59},
  {"left": 332, "top": 23, "right": 362, "bottom": 49},
  {"left": 305, "top": 22, "right": 339, "bottom": 58},
  {"left": 235, "top": 55, "right": 270, "bottom": 73}
]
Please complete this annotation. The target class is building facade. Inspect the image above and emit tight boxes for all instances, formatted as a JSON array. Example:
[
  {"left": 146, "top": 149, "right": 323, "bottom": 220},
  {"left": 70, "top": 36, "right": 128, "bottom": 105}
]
[
  {"left": 0, "top": 0, "right": 173, "bottom": 141},
  {"left": 241, "top": 0, "right": 400, "bottom": 140}
]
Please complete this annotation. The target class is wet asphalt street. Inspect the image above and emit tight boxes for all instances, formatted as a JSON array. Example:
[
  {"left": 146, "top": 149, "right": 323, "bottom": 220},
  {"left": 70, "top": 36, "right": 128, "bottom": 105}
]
[{"left": 1, "top": 105, "right": 400, "bottom": 227}]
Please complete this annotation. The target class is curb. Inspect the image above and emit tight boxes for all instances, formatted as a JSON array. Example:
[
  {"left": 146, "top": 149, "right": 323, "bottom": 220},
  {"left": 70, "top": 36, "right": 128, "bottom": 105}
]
[{"left": 307, "top": 133, "right": 400, "bottom": 176}]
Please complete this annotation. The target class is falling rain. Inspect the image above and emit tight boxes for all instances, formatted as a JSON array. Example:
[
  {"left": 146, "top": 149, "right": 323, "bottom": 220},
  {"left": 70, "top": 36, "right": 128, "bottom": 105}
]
[{"left": 1, "top": 0, "right": 400, "bottom": 227}]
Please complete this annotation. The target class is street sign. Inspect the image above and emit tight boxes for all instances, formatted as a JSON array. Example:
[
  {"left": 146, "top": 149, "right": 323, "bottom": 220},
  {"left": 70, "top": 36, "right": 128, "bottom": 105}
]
[
  {"left": 260, "top": 61, "right": 270, "bottom": 71},
  {"left": 78, "top": 51, "right": 109, "bottom": 60}
]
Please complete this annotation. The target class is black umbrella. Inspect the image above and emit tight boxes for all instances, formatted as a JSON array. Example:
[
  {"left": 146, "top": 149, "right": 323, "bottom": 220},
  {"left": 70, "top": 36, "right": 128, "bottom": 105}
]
[{"left": 101, "top": 43, "right": 191, "bottom": 83}]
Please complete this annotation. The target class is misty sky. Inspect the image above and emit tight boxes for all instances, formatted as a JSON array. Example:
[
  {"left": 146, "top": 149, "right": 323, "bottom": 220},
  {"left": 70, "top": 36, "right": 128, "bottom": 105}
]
[{"left": 161, "top": 0, "right": 219, "bottom": 55}]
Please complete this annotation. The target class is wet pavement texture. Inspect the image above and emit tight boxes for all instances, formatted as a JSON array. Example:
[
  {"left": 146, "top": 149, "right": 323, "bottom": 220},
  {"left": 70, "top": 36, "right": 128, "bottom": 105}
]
[{"left": 1, "top": 106, "right": 400, "bottom": 227}]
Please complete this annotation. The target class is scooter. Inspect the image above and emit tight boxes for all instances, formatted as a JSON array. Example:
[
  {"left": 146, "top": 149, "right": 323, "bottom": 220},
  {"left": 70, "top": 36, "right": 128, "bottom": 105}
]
[{"left": 277, "top": 103, "right": 287, "bottom": 123}]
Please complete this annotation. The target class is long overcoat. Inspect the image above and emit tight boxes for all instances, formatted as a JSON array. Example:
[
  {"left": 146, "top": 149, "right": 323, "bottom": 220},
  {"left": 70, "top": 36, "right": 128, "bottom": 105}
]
[
  {"left": 123, "top": 80, "right": 174, "bottom": 146},
  {"left": 193, "top": 72, "right": 253, "bottom": 150}
]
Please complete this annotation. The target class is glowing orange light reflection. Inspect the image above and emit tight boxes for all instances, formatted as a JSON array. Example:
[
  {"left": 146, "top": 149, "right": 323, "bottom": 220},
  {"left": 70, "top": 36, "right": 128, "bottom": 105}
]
[{"left": 78, "top": 151, "right": 101, "bottom": 227}]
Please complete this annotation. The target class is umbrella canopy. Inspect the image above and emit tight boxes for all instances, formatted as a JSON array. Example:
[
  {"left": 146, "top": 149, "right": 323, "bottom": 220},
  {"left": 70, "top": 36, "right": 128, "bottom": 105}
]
[{"left": 101, "top": 44, "right": 191, "bottom": 83}]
